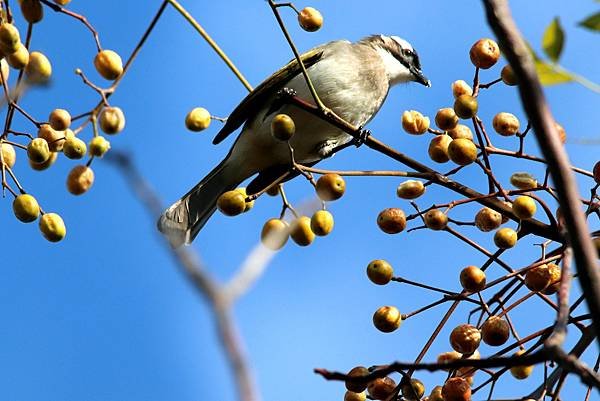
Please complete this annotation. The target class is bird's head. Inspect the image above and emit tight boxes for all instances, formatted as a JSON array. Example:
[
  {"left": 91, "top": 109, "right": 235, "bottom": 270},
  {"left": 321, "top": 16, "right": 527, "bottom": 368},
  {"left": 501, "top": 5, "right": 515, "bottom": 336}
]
[{"left": 361, "top": 34, "right": 430, "bottom": 87}]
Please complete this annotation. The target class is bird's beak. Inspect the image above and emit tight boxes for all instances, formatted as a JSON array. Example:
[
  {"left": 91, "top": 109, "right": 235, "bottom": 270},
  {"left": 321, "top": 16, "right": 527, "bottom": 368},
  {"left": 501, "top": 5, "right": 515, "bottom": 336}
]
[{"left": 412, "top": 68, "right": 430, "bottom": 87}]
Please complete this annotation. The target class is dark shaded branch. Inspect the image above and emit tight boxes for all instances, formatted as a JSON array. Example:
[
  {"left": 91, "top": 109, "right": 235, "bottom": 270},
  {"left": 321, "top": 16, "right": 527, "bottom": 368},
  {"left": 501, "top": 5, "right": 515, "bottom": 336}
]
[{"left": 482, "top": 0, "right": 600, "bottom": 345}]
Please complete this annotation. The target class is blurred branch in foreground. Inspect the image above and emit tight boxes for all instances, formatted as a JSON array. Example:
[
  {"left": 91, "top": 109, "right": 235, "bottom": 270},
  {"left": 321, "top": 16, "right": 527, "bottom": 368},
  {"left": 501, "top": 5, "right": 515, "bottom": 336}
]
[{"left": 105, "top": 150, "right": 269, "bottom": 401}]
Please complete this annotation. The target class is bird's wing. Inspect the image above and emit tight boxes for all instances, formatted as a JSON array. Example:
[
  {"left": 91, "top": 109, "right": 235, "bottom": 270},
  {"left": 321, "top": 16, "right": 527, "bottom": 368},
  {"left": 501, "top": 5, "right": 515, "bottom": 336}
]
[{"left": 212, "top": 47, "right": 325, "bottom": 145}]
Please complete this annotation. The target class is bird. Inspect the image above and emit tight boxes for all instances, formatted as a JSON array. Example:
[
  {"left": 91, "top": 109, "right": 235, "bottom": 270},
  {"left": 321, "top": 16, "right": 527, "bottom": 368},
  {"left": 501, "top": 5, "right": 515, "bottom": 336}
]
[{"left": 158, "top": 34, "right": 429, "bottom": 247}]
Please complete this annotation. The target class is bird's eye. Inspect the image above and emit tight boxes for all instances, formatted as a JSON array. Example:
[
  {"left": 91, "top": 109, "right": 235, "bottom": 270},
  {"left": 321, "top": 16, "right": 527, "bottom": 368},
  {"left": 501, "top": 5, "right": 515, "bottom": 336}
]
[{"left": 402, "top": 49, "right": 413, "bottom": 57}]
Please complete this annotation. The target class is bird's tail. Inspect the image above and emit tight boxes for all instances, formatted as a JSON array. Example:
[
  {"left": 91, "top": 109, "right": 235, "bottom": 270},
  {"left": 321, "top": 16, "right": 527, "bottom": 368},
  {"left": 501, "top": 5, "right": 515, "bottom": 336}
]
[{"left": 157, "top": 159, "right": 245, "bottom": 248}]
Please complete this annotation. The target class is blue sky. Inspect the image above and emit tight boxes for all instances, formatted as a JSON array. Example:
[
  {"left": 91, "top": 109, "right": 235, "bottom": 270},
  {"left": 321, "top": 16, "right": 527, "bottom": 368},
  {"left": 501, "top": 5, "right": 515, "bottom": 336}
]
[{"left": 0, "top": 0, "right": 598, "bottom": 400}]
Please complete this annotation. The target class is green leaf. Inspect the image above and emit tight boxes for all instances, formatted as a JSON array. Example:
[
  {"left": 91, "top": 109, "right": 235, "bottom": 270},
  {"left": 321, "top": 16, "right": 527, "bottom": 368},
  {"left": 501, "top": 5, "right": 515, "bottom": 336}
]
[
  {"left": 542, "top": 17, "right": 565, "bottom": 63},
  {"left": 579, "top": 12, "right": 600, "bottom": 32},
  {"left": 535, "top": 61, "right": 574, "bottom": 85}
]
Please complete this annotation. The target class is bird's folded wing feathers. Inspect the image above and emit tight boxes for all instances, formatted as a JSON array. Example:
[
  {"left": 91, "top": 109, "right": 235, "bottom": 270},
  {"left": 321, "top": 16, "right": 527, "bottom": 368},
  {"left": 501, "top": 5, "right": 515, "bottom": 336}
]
[{"left": 212, "top": 47, "right": 325, "bottom": 145}]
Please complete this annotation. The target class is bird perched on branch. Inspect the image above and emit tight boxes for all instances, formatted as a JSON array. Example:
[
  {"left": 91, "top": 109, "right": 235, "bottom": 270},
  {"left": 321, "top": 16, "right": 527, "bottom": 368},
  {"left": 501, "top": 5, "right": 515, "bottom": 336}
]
[{"left": 159, "top": 34, "right": 430, "bottom": 247}]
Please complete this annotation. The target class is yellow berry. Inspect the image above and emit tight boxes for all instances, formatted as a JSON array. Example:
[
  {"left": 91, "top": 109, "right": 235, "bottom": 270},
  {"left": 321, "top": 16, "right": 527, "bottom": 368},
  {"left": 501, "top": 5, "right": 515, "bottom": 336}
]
[
  {"left": 88, "top": 136, "right": 111, "bottom": 157},
  {"left": 310, "top": 210, "right": 334, "bottom": 236},
  {"left": 510, "top": 172, "right": 537, "bottom": 189},
  {"left": 452, "top": 80, "right": 473, "bottom": 98},
  {"left": 63, "top": 137, "right": 87, "bottom": 160},
  {"left": 424, "top": 209, "right": 448, "bottom": 230},
  {"left": 0, "top": 142, "right": 16, "bottom": 168},
  {"left": 448, "top": 124, "right": 473, "bottom": 140},
  {"left": 290, "top": 216, "right": 315, "bottom": 246},
  {"left": 494, "top": 227, "right": 518, "bottom": 249},
  {"left": 12, "top": 194, "right": 40, "bottom": 222},
  {"left": 344, "top": 391, "right": 366, "bottom": 401},
  {"left": 400, "top": 378, "right": 425, "bottom": 401},
  {"left": 297, "top": 7, "right": 323, "bottom": 32},
  {"left": 475, "top": 207, "right": 502, "bottom": 232},
  {"left": 234, "top": 187, "right": 254, "bottom": 212},
  {"left": 99, "top": 106, "right": 125, "bottom": 134},
  {"left": 453, "top": 95, "right": 478, "bottom": 119},
  {"left": 373, "top": 305, "right": 402, "bottom": 333},
  {"left": 428, "top": 134, "right": 452, "bottom": 163},
  {"left": 27, "top": 137, "right": 50, "bottom": 163},
  {"left": 316, "top": 173, "right": 345, "bottom": 201},
  {"left": 0, "top": 23, "right": 20, "bottom": 54},
  {"left": 448, "top": 138, "right": 478, "bottom": 165},
  {"left": 49, "top": 108, "right": 71, "bottom": 130},
  {"left": 510, "top": 350, "right": 534, "bottom": 379},
  {"left": 39, "top": 212, "right": 66, "bottom": 242},
  {"left": 366, "top": 259, "right": 394, "bottom": 285},
  {"left": 270, "top": 113, "right": 295, "bottom": 141},
  {"left": 501, "top": 65, "right": 518, "bottom": 86},
  {"left": 185, "top": 107, "right": 211, "bottom": 132},
  {"left": 217, "top": 190, "right": 246, "bottom": 216},
  {"left": 435, "top": 108, "right": 459, "bottom": 130},
  {"left": 493, "top": 112, "right": 520, "bottom": 136},
  {"left": 401, "top": 110, "right": 430, "bottom": 135},
  {"left": 396, "top": 180, "right": 425, "bottom": 199},
  {"left": 6, "top": 43, "right": 29, "bottom": 69},
  {"left": 512, "top": 196, "right": 536, "bottom": 219},
  {"left": 37, "top": 124, "right": 64, "bottom": 152},
  {"left": 260, "top": 218, "right": 289, "bottom": 250},
  {"left": 66, "top": 165, "right": 95, "bottom": 195},
  {"left": 25, "top": 51, "right": 52, "bottom": 83},
  {"left": 29, "top": 151, "right": 57, "bottom": 171},
  {"left": 94, "top": 49, "right": 123, "bottom": 80}
]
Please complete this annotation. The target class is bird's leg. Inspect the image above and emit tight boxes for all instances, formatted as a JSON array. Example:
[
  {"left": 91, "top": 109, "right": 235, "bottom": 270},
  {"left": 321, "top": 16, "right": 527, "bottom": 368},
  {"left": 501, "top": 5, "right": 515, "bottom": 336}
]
[
  {"left": 271, "top": 87, "right": 299, "bottom": 114},
  {"left": 353, "top": 127, "right": 371, "bottom": 147}
]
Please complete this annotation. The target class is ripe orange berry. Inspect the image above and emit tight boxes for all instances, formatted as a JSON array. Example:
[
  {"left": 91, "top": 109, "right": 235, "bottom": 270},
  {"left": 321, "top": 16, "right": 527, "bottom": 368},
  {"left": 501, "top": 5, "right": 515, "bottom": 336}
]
[
  {"left": 442, "top": 377, "right": 471, "bottom": 401},
  {"left": 475, "top": 207, "right": 502, "bottom": 232},
  {"left": 525, "top": 263, "right": 552, "bottom": 292},
  {"left": 435, "top": 108, "right": 459, "bottom": 130},
  {"left": 424, "top": 209, "right": 448, "bottom": 230},
  {"left": 460, "top": 265, "right": 486, "bottom": 292},
  {"left": 297, "top": 7, "right": 323, "bottom": 32},
  {"left": 377, "top": 207, "right": 406, "bottom": 234},
  {"left": 345, "top": 366, "right": 370, "bottom": 393},
  {"left": 481, "top": 316, "right": 510, "bottom": 346},
  {"left": 450, "top": 324, "right": 481, "bottom": 354},
  {"left": 367, "top": 377, "right": 396, "bottom": 400},
  {"left": 469, "top": 38, "right": 500, "bottom": 69}
]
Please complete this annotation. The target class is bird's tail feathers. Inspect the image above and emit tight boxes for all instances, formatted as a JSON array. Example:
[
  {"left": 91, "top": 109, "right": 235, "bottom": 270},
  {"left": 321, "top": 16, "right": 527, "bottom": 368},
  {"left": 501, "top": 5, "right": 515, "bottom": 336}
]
[{"left": 157, "top": 159, "right": 243, "bottom": 248}]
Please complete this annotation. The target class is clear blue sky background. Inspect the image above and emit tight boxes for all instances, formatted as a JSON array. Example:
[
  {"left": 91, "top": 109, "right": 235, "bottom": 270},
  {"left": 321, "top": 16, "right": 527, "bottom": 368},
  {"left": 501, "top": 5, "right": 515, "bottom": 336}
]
[{"left": 0, "top": 0, "right": 598, "bottom": 400}]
